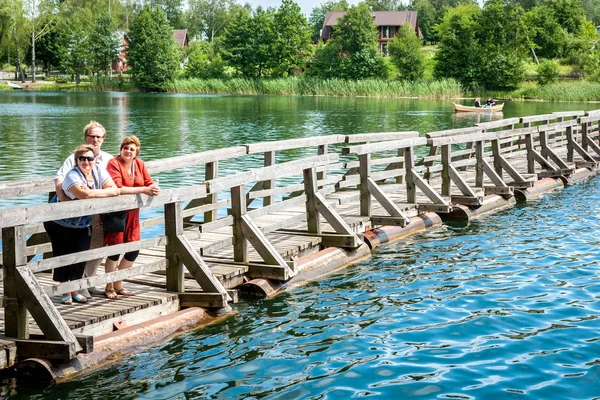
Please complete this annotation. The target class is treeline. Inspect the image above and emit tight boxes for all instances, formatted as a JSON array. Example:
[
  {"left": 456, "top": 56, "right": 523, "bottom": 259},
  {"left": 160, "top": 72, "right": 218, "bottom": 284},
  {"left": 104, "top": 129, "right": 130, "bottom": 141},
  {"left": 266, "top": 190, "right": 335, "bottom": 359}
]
[{"left": 0, "top": 0, "right": 599, "bottom": 93}]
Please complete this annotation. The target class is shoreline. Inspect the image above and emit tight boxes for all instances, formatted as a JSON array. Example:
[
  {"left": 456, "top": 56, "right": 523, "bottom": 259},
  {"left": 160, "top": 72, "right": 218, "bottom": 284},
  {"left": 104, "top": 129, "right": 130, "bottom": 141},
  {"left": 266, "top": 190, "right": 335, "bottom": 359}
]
[{"left": 4, "top": 78, "right": 599, "bottom": 102}]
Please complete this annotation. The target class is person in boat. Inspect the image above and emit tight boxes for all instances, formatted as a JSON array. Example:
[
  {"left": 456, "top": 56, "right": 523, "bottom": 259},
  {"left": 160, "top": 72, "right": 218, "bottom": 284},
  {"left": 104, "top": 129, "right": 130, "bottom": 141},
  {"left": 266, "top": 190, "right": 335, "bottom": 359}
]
[
  {"left": 104, "top": 135, "right": 160, "bottom": 299},
  {"left": 45, "top": 144, "right": 120, "bottom": 305},
  {"left": 54, "top": 121, "right": 114, "bottom": 298},
  {"left": 474, "top": 98, "right": 481, "bottom": 107},
  {"left": 486, "top": 97, "right": 495, "bottom": 107}
]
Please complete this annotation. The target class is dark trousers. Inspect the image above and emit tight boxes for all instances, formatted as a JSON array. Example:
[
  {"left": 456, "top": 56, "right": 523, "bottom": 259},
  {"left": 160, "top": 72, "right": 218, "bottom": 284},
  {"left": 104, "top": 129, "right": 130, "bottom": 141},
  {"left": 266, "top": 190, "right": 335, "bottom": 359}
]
[{"left": 44, "top": 221, "right": 91, "bottom": 283}]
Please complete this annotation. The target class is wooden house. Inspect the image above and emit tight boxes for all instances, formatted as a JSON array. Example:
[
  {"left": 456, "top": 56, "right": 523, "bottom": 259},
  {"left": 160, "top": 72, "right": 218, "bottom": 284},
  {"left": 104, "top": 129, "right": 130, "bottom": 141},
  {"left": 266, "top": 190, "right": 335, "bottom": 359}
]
[
  {"left": 173, "top": 29, "right": 189, "bottom": 48},
  {"left": 320, "top": 11, "right": 423, "bottom": 56}
]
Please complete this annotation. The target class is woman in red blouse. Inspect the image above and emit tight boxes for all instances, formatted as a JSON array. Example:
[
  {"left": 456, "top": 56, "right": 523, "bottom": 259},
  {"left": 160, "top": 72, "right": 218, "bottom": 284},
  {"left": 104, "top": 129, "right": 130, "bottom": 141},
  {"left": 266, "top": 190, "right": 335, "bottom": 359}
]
[{"left": 104, "top": 135, "right": 160, "bottom": 299}]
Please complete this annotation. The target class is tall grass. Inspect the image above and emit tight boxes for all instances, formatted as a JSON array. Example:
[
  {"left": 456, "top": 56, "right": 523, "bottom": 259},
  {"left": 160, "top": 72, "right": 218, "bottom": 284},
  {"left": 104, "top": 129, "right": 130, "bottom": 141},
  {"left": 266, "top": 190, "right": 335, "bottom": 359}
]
[
  {"left": 515, "top": 82, "right": 600, "bottom": 102},
  {"left": 168, "top": 77, "right": 463, "bottom": 98}
]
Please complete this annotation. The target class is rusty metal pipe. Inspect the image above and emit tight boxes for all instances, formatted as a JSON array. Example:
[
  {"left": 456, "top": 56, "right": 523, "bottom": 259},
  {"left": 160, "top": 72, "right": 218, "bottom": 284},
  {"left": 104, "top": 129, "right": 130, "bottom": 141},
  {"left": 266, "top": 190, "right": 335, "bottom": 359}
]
[{"left": 363, "top": 212, "right": 442, "bottom": 249}]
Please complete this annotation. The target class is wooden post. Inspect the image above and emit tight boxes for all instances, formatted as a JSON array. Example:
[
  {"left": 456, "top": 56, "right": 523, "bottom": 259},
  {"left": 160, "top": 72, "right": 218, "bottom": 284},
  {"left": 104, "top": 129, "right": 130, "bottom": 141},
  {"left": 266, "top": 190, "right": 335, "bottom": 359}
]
[
  {"left": 404, "top": 146, "right": 416, "bottom": 204},
  {"left": 441, "top": 144, "right": 451, "bottom": 197},
  {"left": 317, "top": 144, "right": 328, "bottom": 181},
  {"left": 475, "top": 141, "right": 484, "bottom": 188},
  {"left": 581, "top": 121, "right": 589, "bottom": 151},
  {"left": 2, "top": 226, "right": 29, "bottom": 339},
  {"left": 203, "top": 161, "right": 219, "bottom": 223},
  {"left": 303, "top": 167, "right": 321, "bottom": 234},
  {"left": 263, "top": 151, "right": 275, "bottom": 207},
  {"left": 491, "top": 139, "right": 502, "bottom": 179},
  {"left": 539, "top": 129, "right": 549, "bottom": 160},
  {"left": 359, "top": 153, "right": 371, "bottom": 217},
  {"left": 566, "top": 126, "right": 574, "bottom": 163},
  {"left": 231, "top": 185, "right": 248, "bottom": 264},
  {"left": 525, "top": 133, "right": 536, "bottom": 174},
  {"left": 164, "top": 202, "right": 184, "bottom": 292}
]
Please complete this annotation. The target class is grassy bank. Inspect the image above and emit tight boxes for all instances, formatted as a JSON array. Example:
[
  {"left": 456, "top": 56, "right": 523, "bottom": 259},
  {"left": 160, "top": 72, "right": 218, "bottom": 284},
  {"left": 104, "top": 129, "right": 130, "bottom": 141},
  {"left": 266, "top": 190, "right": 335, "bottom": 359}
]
[
  {"left": 473, "top": 82, "right": 600, "bottom": 102},
  {"left": 4, "top": 75, "right": 600, "bottom": 102},
  {"left": 168, "top": 77, "right": 463, "bottom": 98}
]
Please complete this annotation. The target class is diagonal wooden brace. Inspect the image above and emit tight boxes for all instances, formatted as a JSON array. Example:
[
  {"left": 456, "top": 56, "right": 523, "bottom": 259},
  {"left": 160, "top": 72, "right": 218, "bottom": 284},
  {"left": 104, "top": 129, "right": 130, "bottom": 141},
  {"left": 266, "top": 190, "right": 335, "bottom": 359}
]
[
  {"left": 482, "top": 159, "right": 509, "bottom": 187},
  {"left": 569, "top": 139, "right": 597, "bottom": 163},
  {"left": 366, "top": 178, "right": 410, "bottom": 227},
  {"left": 314, "top": 192, "right": 363, "bottom": 248},
  {"left": 411, "top": 171, "right": 450, "bottom": 206},
  {"left": 15, "top": 267, "right": 82, "bottom": 354},
  {"left": 176, "top": 235, "right": 231, "bottom": 301},
  {"left": 498, "top": 155, "right": 531, "bottom": 183},
  {"left": 544, "top": 146, "right": 570, "bottom": 169},
  {"left": 241, "top": 214, "right": 296, "bottom": 277},
  {"left": 449, "top": 164, "right": 479, "bottom": 197},
  {"left": 530, "top": 148, "right": 559, "bottom": 171}
]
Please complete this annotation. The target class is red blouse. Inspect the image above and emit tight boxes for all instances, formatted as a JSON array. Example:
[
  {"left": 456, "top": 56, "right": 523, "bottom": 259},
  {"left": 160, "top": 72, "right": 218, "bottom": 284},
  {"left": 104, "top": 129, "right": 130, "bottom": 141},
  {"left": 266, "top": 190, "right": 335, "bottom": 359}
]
[{"left": 104, "top": 157, "right": 154, "bottom": 245}]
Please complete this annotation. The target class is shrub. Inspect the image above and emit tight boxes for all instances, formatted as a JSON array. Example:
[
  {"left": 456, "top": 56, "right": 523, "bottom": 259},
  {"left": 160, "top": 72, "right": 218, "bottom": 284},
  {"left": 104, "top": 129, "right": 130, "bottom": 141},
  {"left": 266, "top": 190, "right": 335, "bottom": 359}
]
[
  {"left": 536, "top": 60, "right": 560, "bottom": 85},
  {"left": 389, "top": 23, "right": 425, "bottom": 81}
]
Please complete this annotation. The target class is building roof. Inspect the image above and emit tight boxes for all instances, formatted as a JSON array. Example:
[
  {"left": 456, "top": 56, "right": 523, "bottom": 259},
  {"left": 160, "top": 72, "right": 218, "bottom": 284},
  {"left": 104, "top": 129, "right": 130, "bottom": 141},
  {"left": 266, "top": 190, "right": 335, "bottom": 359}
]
[
  {"left": 173, "top": 29, "right": 189, "bottom": 47},
  {"left": 321, "top": 11, "right": 422, "bottom": 40}
]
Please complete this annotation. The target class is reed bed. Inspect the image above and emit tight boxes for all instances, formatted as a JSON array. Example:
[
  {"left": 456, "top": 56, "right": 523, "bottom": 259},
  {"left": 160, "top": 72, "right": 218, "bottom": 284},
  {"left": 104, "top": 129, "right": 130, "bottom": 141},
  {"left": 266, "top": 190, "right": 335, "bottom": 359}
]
[
  {"left": 515, "top": 82, "right": 600, "bottom": 102},
  {"left": 168, "top": 77, "right": 463, "bottom": 98}
]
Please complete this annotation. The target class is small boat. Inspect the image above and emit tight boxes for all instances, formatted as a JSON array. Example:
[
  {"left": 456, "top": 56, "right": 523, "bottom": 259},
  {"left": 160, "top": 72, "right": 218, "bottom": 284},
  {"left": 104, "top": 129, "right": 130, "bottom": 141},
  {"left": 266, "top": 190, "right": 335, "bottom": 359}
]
[{"left": 453, "top": 102, "right": 504, "bottom": 113}]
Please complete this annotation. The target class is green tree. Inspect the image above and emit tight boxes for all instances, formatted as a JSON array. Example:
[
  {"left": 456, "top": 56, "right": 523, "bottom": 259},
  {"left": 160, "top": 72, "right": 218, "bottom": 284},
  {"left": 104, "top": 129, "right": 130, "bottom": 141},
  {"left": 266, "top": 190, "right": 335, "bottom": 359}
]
[
  {"left": 25, "top": 0, "right": 57, "bottom": 82},
  {"left": 522, "top": 6, "right": 567, "bottom": 59},
  {"left": 536, "top": 59, "right": 560, "bottom": 85},
  {"left": 0, "top": 0, "right": 20, "bottom": 51},
  {"left": 35, "top": 26, "right": 64, "bottom": 77},
  {"left": 308, "top": 0, "right": 348, "bottom": 41},
  {"left": 434, "top": 1, "right": 526, "bottom": 89},
  {"left": 150, "top": 0, "right": 185, "bottom": 28},
  {"left": 187, "top": 0, "right": 240, "bottom": 42},
  {"left": 128, "top": 5, "right": 180, "bottom": 91},
  {"left": 221, "top": 7, "right": 276, "bottom": 77},
  {"left": 412, "top": 0, "right": 436, "bottom": 44},
  {"left": 389, "top": 22, "right": 424, "bottom": 80},
  {"left": 581, "top": 0, "right": 600, "bottom": 24},
  {"left": 271, "top": 0, "right": 313, "bottom": 76},
  {"left": 365, "top": 0, "right": 404, "bottom": 11},
  {"left": 309, "top": 2, "right": 386, "bottom": 79},
  {"left": 87, "top": 12, "right": 122, "bottom": 77},
  {"left": 184, "top": 40, "right": 225, "bottom": 78},
  {"left": 545, "top": 0, "right": 586, "bottom": 34},
  {"left": 433, "top": 3, "right": 481, "bottom": 87},
  {"left": 60, "top": 15, "right": 90, "bottom": 84}
]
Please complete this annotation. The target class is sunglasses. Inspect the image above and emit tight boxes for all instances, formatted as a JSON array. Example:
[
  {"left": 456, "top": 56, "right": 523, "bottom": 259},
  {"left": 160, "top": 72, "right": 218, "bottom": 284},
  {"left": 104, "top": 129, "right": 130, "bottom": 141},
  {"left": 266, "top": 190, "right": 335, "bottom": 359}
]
[
  {"left": 78, "top": 156, "right": 95, "bottom": 162},
  {"left": 86, "top": 135, "right": 104, "bottom": 140}
]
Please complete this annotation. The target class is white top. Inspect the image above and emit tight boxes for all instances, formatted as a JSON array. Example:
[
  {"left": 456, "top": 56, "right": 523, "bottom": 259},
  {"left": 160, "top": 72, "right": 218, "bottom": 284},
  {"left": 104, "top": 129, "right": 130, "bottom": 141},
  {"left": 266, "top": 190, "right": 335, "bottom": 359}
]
[
  {"left": 62, "top": 165, "right": 111, "bottom": 200},
  {"left": 54, "top": 150, "right": 113, "bottom": 181}
]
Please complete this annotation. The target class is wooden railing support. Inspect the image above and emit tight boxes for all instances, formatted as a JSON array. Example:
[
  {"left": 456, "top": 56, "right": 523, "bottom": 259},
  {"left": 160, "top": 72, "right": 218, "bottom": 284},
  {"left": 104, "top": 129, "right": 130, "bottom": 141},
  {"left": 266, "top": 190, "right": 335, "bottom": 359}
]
[
  {"left": 165, "top": 202, "right": 185, "bottom": 292},
  {"left": 2, "top": 226, "right": 29, "bottom": 339}
]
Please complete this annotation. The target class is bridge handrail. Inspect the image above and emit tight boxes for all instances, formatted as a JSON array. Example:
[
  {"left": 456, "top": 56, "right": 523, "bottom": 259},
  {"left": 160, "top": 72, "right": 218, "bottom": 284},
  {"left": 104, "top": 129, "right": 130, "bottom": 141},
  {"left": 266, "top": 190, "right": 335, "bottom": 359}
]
[
  {"left": 0, "top": 146, "right": 247, "bottom": 200},
  {"left": 0, "top": 183, "right": 207, "bottom": 228}
]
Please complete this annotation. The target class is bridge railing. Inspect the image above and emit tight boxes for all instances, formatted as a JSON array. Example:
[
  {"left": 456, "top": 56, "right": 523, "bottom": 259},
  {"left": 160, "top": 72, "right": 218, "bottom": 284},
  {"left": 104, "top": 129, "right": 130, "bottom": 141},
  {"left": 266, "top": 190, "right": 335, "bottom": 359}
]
[{"left": 0, "top": 181, "right": 235, "bottom": 359}]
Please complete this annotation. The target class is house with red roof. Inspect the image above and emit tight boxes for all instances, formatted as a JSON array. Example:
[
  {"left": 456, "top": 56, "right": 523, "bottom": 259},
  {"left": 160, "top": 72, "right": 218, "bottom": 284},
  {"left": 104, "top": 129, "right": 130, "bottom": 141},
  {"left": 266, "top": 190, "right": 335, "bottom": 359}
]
[{"left": 320, "top": 11, "right": 423, "bottom": 56}]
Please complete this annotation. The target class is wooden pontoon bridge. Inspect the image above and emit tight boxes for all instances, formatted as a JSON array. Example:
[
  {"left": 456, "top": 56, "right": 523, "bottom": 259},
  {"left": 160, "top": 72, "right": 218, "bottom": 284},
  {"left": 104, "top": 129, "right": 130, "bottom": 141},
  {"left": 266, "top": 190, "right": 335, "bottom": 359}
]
[{"left": 1, "top": 109, "right": 600, "bottom": 379}]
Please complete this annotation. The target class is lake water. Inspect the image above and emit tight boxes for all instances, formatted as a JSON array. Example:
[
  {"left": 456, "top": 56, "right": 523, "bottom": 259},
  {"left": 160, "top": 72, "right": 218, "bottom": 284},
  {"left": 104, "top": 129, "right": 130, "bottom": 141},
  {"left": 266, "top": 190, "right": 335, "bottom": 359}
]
[{"left": 1, "top": 92, "right": 600, "bottom": 398}]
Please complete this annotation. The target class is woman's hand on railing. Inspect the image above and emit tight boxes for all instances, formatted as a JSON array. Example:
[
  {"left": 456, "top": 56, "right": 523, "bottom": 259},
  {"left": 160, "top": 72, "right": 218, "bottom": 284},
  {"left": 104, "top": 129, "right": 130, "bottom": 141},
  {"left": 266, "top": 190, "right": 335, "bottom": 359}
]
[{"left": 144, "top": 184, "right": 160, "bottom": 196}]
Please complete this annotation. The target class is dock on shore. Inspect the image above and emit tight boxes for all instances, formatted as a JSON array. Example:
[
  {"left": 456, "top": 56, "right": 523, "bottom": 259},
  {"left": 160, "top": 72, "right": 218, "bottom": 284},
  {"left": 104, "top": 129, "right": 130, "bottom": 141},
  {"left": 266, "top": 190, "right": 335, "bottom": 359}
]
[{"left": 1, "top": 109, "right": 600, "bottom": 382}]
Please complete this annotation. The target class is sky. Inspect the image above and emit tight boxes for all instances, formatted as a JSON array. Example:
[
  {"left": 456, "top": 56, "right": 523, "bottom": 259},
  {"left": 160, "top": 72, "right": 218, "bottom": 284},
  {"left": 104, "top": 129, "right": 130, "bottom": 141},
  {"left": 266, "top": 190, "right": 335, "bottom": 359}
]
[{"left": 243, "top": 0, "right": 360, "bottom": 17}]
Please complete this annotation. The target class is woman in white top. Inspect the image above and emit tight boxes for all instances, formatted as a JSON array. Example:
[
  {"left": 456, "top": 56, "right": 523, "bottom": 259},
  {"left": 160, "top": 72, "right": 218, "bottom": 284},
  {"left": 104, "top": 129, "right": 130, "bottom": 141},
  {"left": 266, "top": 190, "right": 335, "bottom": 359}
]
[{"left": 44, "top": 144, "right": 120, "bottom": 305}]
